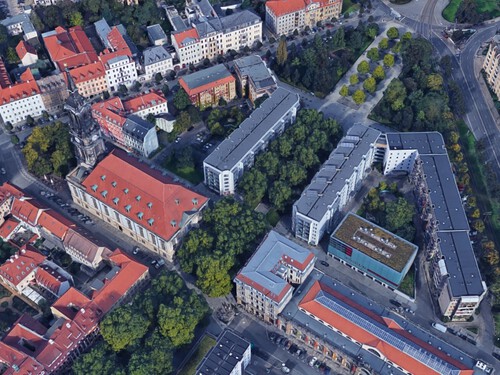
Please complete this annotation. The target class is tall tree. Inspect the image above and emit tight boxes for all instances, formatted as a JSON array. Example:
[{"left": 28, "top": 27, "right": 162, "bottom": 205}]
[
  {"left": 100, "top": 306, "right": 150, "bottom": 352},
  {"left": 276, "top": 37, "right": 288, "bottom": 66},
  {"left": 173, "top": 88, "right": 191, "bottom": 111}
]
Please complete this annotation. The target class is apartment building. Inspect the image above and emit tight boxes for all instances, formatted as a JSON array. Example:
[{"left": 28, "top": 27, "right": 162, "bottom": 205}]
[
  {"left": 0, "top": 63, "right": 46, "bottom": 125},
  {"left": 142, "top": 46, "right": 173, "bottom": 81},
  {"left": 0, "top": 13, "right": 37, "bottom": 40},
  {"left": 203, "top": 87, "right": 300, "bottom": 195},
  {"left": 292, "top": 125, "right": 381, "bottom": 246},
  {"left": 37, "top": 72, "right": 69, "bottom": 114},
  {"left": 383, "top": 132, "right": 486, "bottom": 321},
  {"left": 147, "top": 24, "right": 169, "bottom": 46},
  {"left": 233, "top": 55, "right": 277, "bottom": 104},
  {"left": 179, "top": 64, "right": 236, "bottom": 108},
  {"left": 122, "top": 115, "right": 159, "bottom": 157},
  {"left": 171, "top": 28, "right": 203, "bottom": 67},
  {"left": 123, "top": 90, "right": 168, "bottom": 119},
  {"left": 66, "top": 150, "right": 208, "bottom": 261},
  {"left": 196, "top": 330, "right": 251, "bottom": 375},
  {"left": 0, "top": 247, "right": 45, "bottom": 293},
  {"left": 16, "top": 40, "right": 38, "bottom": 66},
  {"left": 483, "top": 35, "right": 500, "bottom": 98},
  {"left": 63, "top": 229, "right": 112, "bottom": 270},
  {"left": 266, "top": 0, "right": 342, "bottom": 36},
  {"left": 69, "top": 61, "right": 107, "bottom": 98},
  {"left": 234, "top": 230, "right": 316, "bottom": 324}
]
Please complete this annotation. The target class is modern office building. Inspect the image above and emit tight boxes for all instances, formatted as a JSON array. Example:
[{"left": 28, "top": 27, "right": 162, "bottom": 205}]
[
  {"left": 292, "top": 125, "right": 381, "bottom": 246},
  {"left": 328, "top": 213, "right": 418, "bottom": 289},
  {"left": 279, "top": 270, "right": 485, "bottom": 375},
  {"left": 179, "top": 64, "right": 236, "bottom": 108},
  {"left": 483, "top": 35, "right": 500, "bottom": 98},
  {"left": 66, "top": 149, "right": 208, "bottom": 261},
  {"left": 234, "top": 230, "right": 315, "bottom": 324},
  {"left": 196, "top": 330, "right": 251, "bottom": 375},
  {"left": 203, "top": 87, "right": 300, "bottom": 195},
  {"left": 233, "top": 55, "right": 277, "bottom": 105},
  {"left": 383, "top": 132, "right": 486, "bottom": 320},
  {"left": 265, "top": 0, "right": 342, "bottom": 36}
]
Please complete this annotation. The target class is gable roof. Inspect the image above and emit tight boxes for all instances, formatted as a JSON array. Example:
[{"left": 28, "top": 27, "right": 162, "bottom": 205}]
[
  {"left": 179, "top": 64, "right": 235, "bottom": 96},
  {"left": 69, "top": 61, "right": 105, "bottom": 84},
  {"left": 37, "top": 210, "right": 74, "bottom": 240},
  {"left": 0, "top": 63, "right": 41, "bottom": 106},
  {"left": 16, "top": 40, "right": 36, "bottom": 60},
  {"left": 143, "top": 45, "right": 172, "bottom": 66},
  {"left": 51, "top": 287, "right": 91, "bottom": 320},
  {"left": 122, "top": 91, "right": 167, "bottom": 113},
  {"left": 35, "top": 264, "right": 69, "bottom": 296},
  {"left": 10, "top": 197, "right": 43, "bottom": 226},
  {"left": 62, "top": 228, "right": 111, "bottom": 265},
  {"left": 172, "top": 27, "right": 200, "bottom": 47},
  {"left": 0, "top": 217, "right": 20, "bottom": 239},
  {"left": 0, "top": 248, "right": 45, "bottom": 286},
  {"left": 266, "top": 0, "right": 306, "bottom": 16},
  {"left": 80, "top": 149, "right": 208, "bottom": 241}
]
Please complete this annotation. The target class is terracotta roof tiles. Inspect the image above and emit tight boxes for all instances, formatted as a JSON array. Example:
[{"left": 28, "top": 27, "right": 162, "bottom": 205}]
[
  {"left": 69, "top": 61, "right": 105, "bottom": 84},
  {"left": 0, "top": 217, "right": 20, "bottom": 239},
  {"left": 123, "top": 91, "right": 167, "bottom": 113},
  {"left": 0, "top": 248, "right": 45, "bottom": 287},
  {"left": 173, "top": 28, "right": 199, "bottom": 47},
  {"left": 16, "top": 40, "right": 36, "bottom": 60}
]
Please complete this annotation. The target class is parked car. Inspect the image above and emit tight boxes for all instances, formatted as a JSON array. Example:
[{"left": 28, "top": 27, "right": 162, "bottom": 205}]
[
  {"left": 132, "top": 247, "right": 140, "bottom": 255},
  {"left": 309, "top": 356, "right": 318, "bottom": 367},
  {"left": 320, "top": 260, "right": 329, "bottom": 267},
  {"left": 389, "top": 299, "right": 401, "bottom": 307}
]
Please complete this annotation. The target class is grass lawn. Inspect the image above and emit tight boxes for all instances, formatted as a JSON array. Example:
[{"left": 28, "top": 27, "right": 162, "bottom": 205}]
[
  {"left": 163, "top": 159, "right": 204, "bottom": 185},
  {"left": 466, "top": 326, "right": 479, "bottom": 334},
  {"left": 443, "top": 0, "right": 499, "bottom": 22},
  {"left": 0, "top": 284, "right": 11, "bottom": 299},
  {"left": 398, "top": 265, "right": 415, "bottom": 298},
  {"left": 265, "top": 208, "right": 281, "bottom": 227},
  {"left": 178, "top": 335, "right": 217, "bottom": 375},
  {"left": 442, "top": 0, "right": 462, "bottom": 22}
]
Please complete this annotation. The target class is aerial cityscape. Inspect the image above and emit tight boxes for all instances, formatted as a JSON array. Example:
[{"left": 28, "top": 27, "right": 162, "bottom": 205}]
[{"left": 0, "top": 0, "right": 499, "bottom": 373}]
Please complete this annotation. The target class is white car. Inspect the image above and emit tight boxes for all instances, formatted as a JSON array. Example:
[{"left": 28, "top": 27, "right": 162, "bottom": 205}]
[
  {"left": 0, "top": 168, "right": 5, "bottom": 175},
  {"left": 309, "top": 356, "right": 318, "bottom": 367}
]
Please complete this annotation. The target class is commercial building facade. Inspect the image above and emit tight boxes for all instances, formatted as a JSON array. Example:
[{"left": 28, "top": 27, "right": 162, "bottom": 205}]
[
  {"left": 265, "top": 0, "right": 342, "bottom": 36},
  {"left": 203, "top": 87, "right": 299, "bottom": 195},
  {"left": 328, "top": 213, "right": 418, "bottom": 289},
  {"left": 483, "top": 35, "right": 500, "bottom": 99},
  {"left": 179, "top": 64, "right": 236, "bottom": 108},
  {"left": 233, "top": 55, "right": 277, "bottom": 104},
  {"left": 66, "top": 150, "right": 208, "bottom": 261},
  {"left": 234, "top": 230, "right": 316, "bottom": 324},
  {"left": 292, "top": 125, "right": 382, "bottom": 246}
]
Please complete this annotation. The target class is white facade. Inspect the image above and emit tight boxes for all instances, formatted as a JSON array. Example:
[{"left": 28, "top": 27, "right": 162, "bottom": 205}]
[
  {"left": 20, "top": 52, "right": 38, "bottom": 66},
  {"left": 173, "top": 38, "right": 202, "bottom": 67},
  {"left": 383, "top": 148, "right": 418, "bottom": 174},
  {"left": 123, "top": 126, "right": 159, "bottom": 157},
  {"left": 104, "top": 55, "right": 138, "bottom": 92},
  {"left": 0, "top": 93, "right": 46, "bottom": 125},
  {"left": 143, "top": 47, "right": 173, "bottom": 81},
  {"left": 222, "top": 22, "right": 262, "bottom": 52},
  {"left": 134, "top": 100, "right": 169, "bottom": 119}
]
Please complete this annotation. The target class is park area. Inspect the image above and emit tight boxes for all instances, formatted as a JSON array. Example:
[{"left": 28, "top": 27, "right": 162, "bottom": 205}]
[
  {"left": 442, "top": 0, "right": 499, "bottom": 23},
  {"left": 178, "top": 335, "right": 217, "bottom": 375}
]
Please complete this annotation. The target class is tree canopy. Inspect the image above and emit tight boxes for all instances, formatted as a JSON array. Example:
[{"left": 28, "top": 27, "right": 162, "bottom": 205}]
[{"left": 173, "top": 88, "right": 191, "bottom": 111}]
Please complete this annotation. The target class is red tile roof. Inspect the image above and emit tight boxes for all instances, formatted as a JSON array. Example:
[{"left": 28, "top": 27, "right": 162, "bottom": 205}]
[
  {"left": 173, "top": 28, "right": 199, "bottom": 47},
  {"left": 266, "top": 0, "right": 306, "bottom": 17},
  {"left": 0, "top": 66, "right": 41, "bottom": 106},
  {"left": 107, "top": 27, "right": 130, "bottom": 53},
  {"left": 0, "top": 248, "right": 45, "bottom": 287},
  {"left": 298, "top": 281, "right": 473, "bottom": 375},
  {"left": 10, "top": 197, "right": 43, "bottom": 226},
  {"left": 35, "top": 264, "right": 69, "bottom": 296},
  {"left": 43, "top": 26, "right": 98, "bottom": 70},
  {"left": 179, "top": 73, "right": 235, "bottom": 97},
  {"left": 0, "top": 341, "right": 46, "bottom": 375},
  {"left": 99, "top": 49, "right": 131, "bottom": 67},
  {"left": 69, "top": 61, "right": 105, "bottom": 84},
  {"left": 16, "top": 40, "right": 36, "bottom": 60},
  {"left": 37, "top": 210, "right": 74, "bottom": 240},
  {"left": 81, "top": 149, "right": 208, "bottom": 241},
  {"left": 51, "top": 287, "right": 91, "bottom": 320},
  {"left": 62, "top": 228, "right": 111, "bottom": 265},
  {"left": 3, "top": 315, "right": 48, "bottom": 356},
  {"left": 0, "top": 217, "right": 20, "bottom": 239},
  {"left": 123, "top": 90, "right": 167, "bottom": 113},
  {"left": 0, "top": 58, "right": 11, "bottom": 89}
]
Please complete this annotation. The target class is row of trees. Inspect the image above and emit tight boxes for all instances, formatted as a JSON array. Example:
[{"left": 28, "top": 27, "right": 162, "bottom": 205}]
[
  {"left": 238, "top": 109, "right": 342, "bottom": 211},
  {"left": 22, "top": 122, "right": 75, "bottom": 177},
  {"left": 176, "top": 198, "right": 268, "bottom": 297},
  {"left": 73, "top": 272, "right": 209, "bottom": 375},
  {"left": 274, "top": 22, "right": 380, "bottom": 96}
]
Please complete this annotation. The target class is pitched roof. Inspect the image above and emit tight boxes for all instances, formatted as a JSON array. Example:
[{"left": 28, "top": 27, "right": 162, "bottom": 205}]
[
  {"left": 0, "top": 341, "right": 46, "bottom": 375},
  {"left": 43, "top": 26, "right": 98, "bottom": 70},
  {"left": 172, "top": 27, "right": 200, "bottom": 47},
  {"left": 35, "top": 264, "right": 69, "bottom": 296},
  {"left": 179, "top": 64, "right": 235, "bottom": 96},
  {"left": 10, "top": 197, "right": 43, "bottom": 226},
  {"left": 16, "top": 40, "right": 36, "bottom": 60},
  {"left": 147, "top": 24, "right": 168, "bottom": 42},
  {"left": 143, "top": 45, "right": 172, "bottom": 66},
  {"left": 91, "top": 96, "right": 127, "bottom": 127},
  {"left": 0, "top": 58, "right": 11, "bottom": 89},
  {"left": 123, "top": 91, "right": 167, "bottom": 113},
  {"left": 62, "top": 228, "right": 111, "bottom": 265},
  {"left": 0, "top": 64, "right": 41, "bottom": 106},
  {"left": 0, "top": 248, "right": 45, "bottom": 286},
  {"left": 266, "top": 0, "right": 306, "bottom": 16},
  {"left": 0, "top": 217, "right": 20, "bottom": 239},
  {"left": 69, "top": 61, "right": 105, "bottom": 84},
  {"left": 122, "top": 115, "right": 155, "bottom": 141},
  {"left": 37, "top": 210, "right": 74, "bottom": 240},
  {"left": 51, "top": 287, "right": 91, "bottom": 320},
  {"left": 80, "top": 149, "right": 208, "bottom": 241}
]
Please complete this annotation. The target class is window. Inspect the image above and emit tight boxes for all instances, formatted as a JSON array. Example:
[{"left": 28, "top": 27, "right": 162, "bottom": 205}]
[
  {"left": 136, "top": 195, "right": 141, "bottom": 201},
  {"left": 112, "top": 197, "right": 119, "bottom": 204},
  {"left": 137, "top": 212, "right": 144, "bottom": 219},
  {"left": 125, "top": 204, "right": 131, "bottom": 212},
  {"left": 91, "top": 184, "right": 98, "bottom": 192},
  {"left": 101, "top": 190, "right": 108, "bottom": 198}
]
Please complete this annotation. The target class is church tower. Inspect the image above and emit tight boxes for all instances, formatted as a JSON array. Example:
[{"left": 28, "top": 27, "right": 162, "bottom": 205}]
[{"left": 64, "top": 70, "right": 106, "bottom": 167}]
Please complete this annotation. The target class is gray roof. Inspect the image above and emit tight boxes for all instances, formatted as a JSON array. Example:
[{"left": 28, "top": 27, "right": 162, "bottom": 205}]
[
  {"left": 147, "top": 24, "right": 167, "bottom": 42},
  {"left": 0, "top": 13, "right": 35, "bottom": 35},
  {"left": 196, "top": 330, "right": 250, "bottom": 375},
  {"left": 181, "top": 64, "right": 232, "bottom": 90},
  {"left": 204, "top": 87, "right": 299, "bottom": 171},
  {"left": 170, "top": 15, "right": 188, "bottom": 32},
  {"left": 294, "top": 125, "right": 381, "bottom": 221},
  {"left": 234, "top": 55, "right": 275, "bottom": 90},
  {"left": 122, "top": 115, "right": 155, "bottom": 141},
  {"left": 282, "top": 270, "right": 482, "bottom": 375},
  {"left": 219, "top": 10, "right": 261, "bottom": 32},
  {"left": 143, "top": 46, "right": 172, "bottom": 66},
  {"left": 386, "top": 133, "right": 484, "bottom": 297},
  {"left": 94, "top": 18, "right": 112, "bottom": 49},
  {"left": 235, "top": 230, "right": 315, "bottom": 301}
]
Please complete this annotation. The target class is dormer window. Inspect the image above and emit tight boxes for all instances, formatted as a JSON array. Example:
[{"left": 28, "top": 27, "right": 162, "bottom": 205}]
[
  {"left": 147, "top": 218, "right": 154, "bottom": 226},
  {"left": 137, "top": 212, "right": 144, "bottom": 219},
  {"left": 101, "top": 190, "right": 108, "bottom": 198},
  {"left": 113, "top": 197, "right": 119, "bottom": 205},
  {"left": 125, "top": 204, "right": 131, "bottom": 212},
  {"left": 124, "top": 188, "right": 129, "bottom": 194},
  {"left": 147, "top": 202, "right": 152, "bottom": 209},
  {"left": 136, "top": 195, "right": 141, "bottom": 201},
  {"left": 101, "top": 175, "right": 106, "bottom": 181},
  {"left": 111, "top": 181, "right": 117, "bottom": 187},
  {"left": 171, "top": 220, "right": 177, "bottom": 227},
  {"left": 175, "top": 199, "right": 180, "bottom": 205},
  {"left": 91, "top": 184, "right": 98, "bottom": 192},
  {"left": 192, "top": 198, "right": 198, "bottom": 206}
]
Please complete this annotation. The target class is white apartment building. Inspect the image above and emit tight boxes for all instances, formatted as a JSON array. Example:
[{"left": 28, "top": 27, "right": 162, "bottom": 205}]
[
  {"left": 483, "top": 35, "right": 500, "bottom": 98},
  {"left": 171, "top": 28, "right": 203, "bottom": 67},
  {"left": 102, "top": 54, "right": 138, "bottom": 92},
  {"left": 203, "top": 88, "right": 300, "bottom": 195},
  {"left": 292, "top": 125, "right": 381, "bottom": 246},
  {"left": 234, "top": 230, "right": 316, "bottom": 324},
  {"left": 0, "top": 14, "right": 38, "bottom": 40},
  {"left": 142, "top": 46, "right": 173, "bottom": 81},
  {"left": 122, "top": 115, "right": 159, "bottom": 157},
  {"left": 123, "top": 91, "right": 169, "bottom": 119}
]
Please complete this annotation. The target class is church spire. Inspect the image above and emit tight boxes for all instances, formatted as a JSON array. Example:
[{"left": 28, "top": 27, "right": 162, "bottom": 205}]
[{"left": 65, "top": 67, "right": 78, "bottom": 93}]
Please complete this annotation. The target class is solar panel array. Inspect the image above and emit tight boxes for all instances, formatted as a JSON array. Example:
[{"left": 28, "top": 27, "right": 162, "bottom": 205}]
[{"left": 315, "top": 292, "right": 460, "bottom": 375}]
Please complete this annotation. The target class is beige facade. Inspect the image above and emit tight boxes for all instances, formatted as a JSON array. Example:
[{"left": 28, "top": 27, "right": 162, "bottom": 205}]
[
  {"left": 483, "top": 35, "right": 500, "bottom": 98},
  {"left": 76, "top": 75, "right": 107, "bottom": 98}
]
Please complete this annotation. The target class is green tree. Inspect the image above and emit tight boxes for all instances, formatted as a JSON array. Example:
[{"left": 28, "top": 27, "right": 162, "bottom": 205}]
[
  {"left": 472, "top": 219, "right": 485, "bottom": 233},
  {"left": 176, "top": 146, "right": 194, "bottom": 169},
  {"left": 352, "top": 89, "right": 366, "bottom": 104},
  {"left": 269, "top": 181, "right": 292, "bottom": 212},
  {"left": 372, "top": 65, "right": 385, "bottom": 81},
  {"left": 100, "top": 306, "right": 150, "bottom": 352},
  {"left": 387, "top": 27, "right": 399, "bottom": 39},
  {"left": 391, "top": 41, "right": 402, "bottom": 54},
  {"left": 127, "top": 331, "right": 173, "bottom": 375},
  {"left": 6, "top": 47, "right": 19, "bottom": 64},
  {"left": 155, "top": 72, "right": 163, "bottom": 83},
  {"left": 68, "top": 11, "right": 83, "bottom": 26},
  {"left": 379, "top": 38, "right": 389, "bottom": 50},
  {"left": 386, "top": 197, "right": 414, "bottom": 232},
  {"left": 173, "top": 88, "right": 191, "bottom": 111},
  {"left": 357, "top": 60, "right": 370, "bottom": 74},
  {"left": 277, "top": 37, "right": 288, "bottom": 66},
  {"left": 402, "top": 31, "right": 412, "bottom": 41},
  {"left": 174, "top": 111, "right": 191, "bottom": 133},
  {"left": 10, "top": 135, "right": 19, "bottom": 145},
  {"left": 196, "top": 255, "right": 233, "bottom": 297},
  {"left": 177, "top": 230, "right": 214, "bottom": 273},
  {"left": 426, "top": 73, "right": 443, "bottom": 91},
  {"left": 385, "top": 79, "right": 407, "bottom": 111},
  {"left": 118, "top": 84, "right": 128, "bottom": 95},
  {"left": 239, "top": 169, "right": 267, "bottom": 208},
  {"left": 73, "top": 342, "right": 120, "bottom": 375},
  {"left": 161, "top": 84, "right": 170, "bottom": 96},
  {"left": 332, "top": 27, "right": 345, "bottom": 49},
  {"left": 340, "top": 85, "right": 349, "bottom": 97},
  {"left": 363, "top": 76, "right": 377, "bottom": 94},
  {"left": 367, "top": 48, "right": 380, "bottom": 61},
  {"left": 349, "top": 74, "right": 359, "bottom": 85},
  {"left": 383, "top": 54, "right": 395, "bottom": 67}
]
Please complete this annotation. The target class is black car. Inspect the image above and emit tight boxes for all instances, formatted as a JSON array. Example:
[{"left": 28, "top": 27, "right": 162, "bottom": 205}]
[
  {"left": 320, "top": 260, "right": 329, "bottom": 267},
  {"left": 492, "top": 352, "right": 500, "bottom": 361},
  {"left": 389, "top": 299, "right": 401, "bottom": 307}
]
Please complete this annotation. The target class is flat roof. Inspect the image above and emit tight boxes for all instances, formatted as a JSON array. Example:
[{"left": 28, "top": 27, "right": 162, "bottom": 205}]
[
  {"left": 204, "top": 87, "right": 299, "bottom": 171},
  {"left": 147, "top": 24, "right": 167, "bottom": 41},
  {"left": 181, "top": 64, "right": 232, "bottom": 91},
  {"left": 386, "top": 133, "right": 483, "bottom": 297},
  {"left": 196, "top": 330, "right": 250, "bottom": 375},
  {"left": 294, "top": 125, "right": 381, "bottom": 222},
  {"left": 332, "top": 213, "right": 417, "bottom": 272},
  {"left": 235, "top": 230, "right": 315, "bottom": 303},
  {"left": 281, "top": 270, "right": 481, "bottom": 375},
  {"left": 234, "top": 55, "right": 275, "bottom": 90}
]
